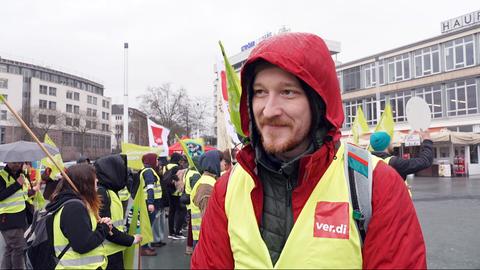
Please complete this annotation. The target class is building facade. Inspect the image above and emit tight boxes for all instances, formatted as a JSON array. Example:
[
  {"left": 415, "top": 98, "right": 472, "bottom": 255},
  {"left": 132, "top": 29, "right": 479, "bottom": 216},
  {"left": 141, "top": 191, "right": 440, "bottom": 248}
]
[
  {"left": 111, "top": 104, "right": 148, "bottom": 152},
  {"left": 0, "top": 56, "right": 112, "bottom": 161},
  {"left": 337, "top": 17, "right": 480, "bottom": 175}
]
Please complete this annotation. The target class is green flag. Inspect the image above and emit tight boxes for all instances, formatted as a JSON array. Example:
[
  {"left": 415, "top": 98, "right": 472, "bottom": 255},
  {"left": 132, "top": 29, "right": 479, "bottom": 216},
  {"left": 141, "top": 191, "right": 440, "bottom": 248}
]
[
  {"left": 219, "top": 41, "right": 246, "bottom": 138},
  {"left": 175, "top": 135, "right": 198, "bottom": 171},
  {"left": 123, "top": 175, "right": 153, "bottom": 268}
]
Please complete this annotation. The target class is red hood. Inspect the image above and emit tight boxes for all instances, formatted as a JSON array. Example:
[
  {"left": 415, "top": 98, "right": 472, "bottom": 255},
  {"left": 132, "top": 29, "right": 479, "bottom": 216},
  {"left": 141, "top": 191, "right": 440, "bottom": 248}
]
[{"left": 240, "top": 32, "right": 343, "bottom": 140}]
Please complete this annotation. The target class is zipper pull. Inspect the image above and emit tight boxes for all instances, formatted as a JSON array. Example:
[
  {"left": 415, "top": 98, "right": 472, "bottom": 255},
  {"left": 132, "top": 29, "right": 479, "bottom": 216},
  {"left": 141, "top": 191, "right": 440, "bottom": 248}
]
[{"left": 286, "top": 179, "right": 293, "bottom": 207}]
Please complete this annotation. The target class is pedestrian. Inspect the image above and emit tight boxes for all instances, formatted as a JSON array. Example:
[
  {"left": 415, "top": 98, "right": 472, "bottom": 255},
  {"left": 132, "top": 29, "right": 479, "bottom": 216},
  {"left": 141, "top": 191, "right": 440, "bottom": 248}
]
[
  {"left": 95, "top": 155, "right": 142, "bottom": 269},
  {"left": 191, "top": 32, "right": 426, "bottom": 269},
  {"left": 139, "top": 153, "right": 162, "bottom": 256},
  {"left": 76, "top": 156, "right": 91, "bottom": 165},
  {"left": 46, "top": 163, "right": 110, "bottom": 269},
  {"left": 370, "top": 130, "right": 434, "bottom": 180},
  {"left": 0, "top": 162, "right": 28, "bottom": 269},
  {"left": 220, "top": 149, "right": 234, "bottom": 175},
  {"left": 150, "top": 157, "right": 168, "bottom": 249},
  {"left": 164, "top": 153, "right": 187, "bottom": 240},
  {"left": 190, "top": 150, "right": 223, "bottom": 249},
  {"left": 42, "top": 167, "right": 59, "bottom": 201}
]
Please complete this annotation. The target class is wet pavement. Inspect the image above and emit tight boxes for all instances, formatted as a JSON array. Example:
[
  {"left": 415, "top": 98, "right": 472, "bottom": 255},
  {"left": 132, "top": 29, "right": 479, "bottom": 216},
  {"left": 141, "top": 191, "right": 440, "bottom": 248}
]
[{"left": 0, "top": 175, "right": 479, "bottom": 269}]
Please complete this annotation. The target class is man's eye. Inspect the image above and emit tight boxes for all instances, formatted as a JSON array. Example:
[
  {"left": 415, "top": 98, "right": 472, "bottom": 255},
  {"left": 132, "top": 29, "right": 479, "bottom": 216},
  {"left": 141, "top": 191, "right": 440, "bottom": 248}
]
[
  {"left": 253, "top": 89, "right": 267, "bottom": 97},
  {"left": 282, "top": 89, "right": 297, "bottom": 97}
]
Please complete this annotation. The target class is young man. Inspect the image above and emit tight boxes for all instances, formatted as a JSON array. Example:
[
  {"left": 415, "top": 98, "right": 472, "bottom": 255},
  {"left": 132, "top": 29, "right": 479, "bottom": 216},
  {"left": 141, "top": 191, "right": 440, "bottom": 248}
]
[
  {"left": 370, "top": 130, "right": 434, "bottom": 180},
  {"left": 191, "top": 33, "right": 426, "bottom": 269}
]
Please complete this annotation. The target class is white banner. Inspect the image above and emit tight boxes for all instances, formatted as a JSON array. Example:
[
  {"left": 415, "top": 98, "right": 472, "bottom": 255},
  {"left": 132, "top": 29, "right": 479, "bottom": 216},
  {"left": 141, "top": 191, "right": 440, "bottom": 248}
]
[
  {"left": 218, "top": 63, "right": 241, "bottom": 146},
  {"left": 147, "top": 119, "right": 170, "bottom": 157}
]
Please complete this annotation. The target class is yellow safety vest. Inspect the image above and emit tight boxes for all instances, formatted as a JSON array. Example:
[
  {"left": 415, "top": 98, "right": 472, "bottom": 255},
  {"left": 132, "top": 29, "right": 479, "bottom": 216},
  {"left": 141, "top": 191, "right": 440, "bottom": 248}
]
[
  {"left": 141, "top": 168, "right": 162, "bottom": 200},
  {"left": 118, "top": 187, "right": 130, "bottom": 202},
  {"left": 23, "top": 178, "right": 34, "bottom": 204},
  {"left": 103, "top": 190, "right": 127, "bottom": 256},
  {"left": 183, "top": 168, "right": 200, "bottom": 211},
  {"left": 190, "top": 174, "right": 216, "bottom": 241},
  {"left": 0, "top": 170, "right": 26, "bottom": 214},
  {"left": 224, "top": 143, "right": 381, "bottom": 269},
  {"left": 53, "top": 205, "right": 108, "bottom": 269}
]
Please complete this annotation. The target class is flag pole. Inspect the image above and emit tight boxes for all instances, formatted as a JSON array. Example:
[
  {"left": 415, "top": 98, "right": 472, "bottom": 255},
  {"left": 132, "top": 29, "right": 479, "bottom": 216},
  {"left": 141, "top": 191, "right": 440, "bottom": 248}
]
[{"left": 0, "top": 96, "right": 79, "bottom": 193}]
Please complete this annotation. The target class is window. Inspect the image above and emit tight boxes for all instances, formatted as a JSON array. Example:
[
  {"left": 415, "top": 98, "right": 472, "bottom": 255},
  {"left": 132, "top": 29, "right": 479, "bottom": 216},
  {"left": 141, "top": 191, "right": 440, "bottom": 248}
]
[
  {"left": 364, "top": 63, "right": 377, "bottom": 88},
  {"left": 102, "top": 100, "right": 110, "bottom": 109},
  {"left": 92, "top": 109, "right": 97, "bottom": 117},
  {"left": 73, "top": 118, "right": 80, "bottom": 126},
  {"left": 74, "top": 92, "right": 80, "bottom": 101},
  {"left": 66, "top": 104, "right": 73, "bottom": 113},
  {"left": 48, "top": 115, "right": 56, "bottom": 124},
  {"left": 380, "top": 90, "right": 412, "bottom": 122},
  {"left": 8, "top": 66, "right": 20, "bottom": 74},
  {"left": 73, "top": 105, "right": 80, "bottom": 114},
  {"left": 116, "top": 116, "right": 122, "bottom": 120},
  {"left": 92, "top": 97, "right": 97, "bottom": 105},
  {"left": 342, "top": 66, "right": 361, "bottom": 92},
  {"left": 48, "top": 101, "right": 56, "bottom": 110},
  {"left": 39, "top": 114, "right": 47, "bottom": 124},
  {"left": 86, "top": 120, "right": 92, "bottom": 129},
  {"left": 87, "top": 95, "right": 92, "bottom": 104},
  {"left": 39, "top": 100, "right": 48, "bottom": 109},
  {"left": 66, "top": 91, "right": 73, "bottom": 99},
  {"left": 343, "top": 99, "right": 363, "bottom": 128},
  {"left": 62, "top": 132, "right": 72, "bottom": 146},
  {"left": 39, "top": 85, "right": 48, "bottom": 95},
  {"left": 414, "top": 45, "right": 440, "bottom": 77},
  {"left": 446, "top": 79, "right": 478, "bottom": 116},
  {"left": 66, "top": 117, "right": 73, "bottom": 126},
  {"left": 387, "top": 53, "right": 410, "bottom": 83},
  {"left": 87, "top": 108, "right": 93, "bottom": 117},
  {"left": 414, "top": 85, "right": 443, "bottom": 118},
  {"left": 92, "top": 121, "right": 97, "bottom": 130},
  {"left": 470, "top": 144, "right": 479, "bottom": 164},
  {"left": 364, "top": 96, "right": 377, "bottom": 125},
  {"left": 74, "top": 133, "right": 82, "bottom": 147},
  {"left": 102, "top": 124, "right": 110, "bottom": 132},
  {"left": 0, "top": 110, "right": 7, "bottom": 120},
  {"left": 0, "top": 65, "right": 7, "bottom": 73},
  {"left": 445, "top": 36, "right": 475, "bottom": 71},
  {"left": 0, "top": 127, "right": 5, "bottom": 144},
  {"left": 48, "top": 87, "right": 57, "bottom": 96},
  {"left": 0, "top": 78, "right": 7, "bottom": 89},
  {"left": 102, "top": 112, "right": 109, "bottom": 120}
]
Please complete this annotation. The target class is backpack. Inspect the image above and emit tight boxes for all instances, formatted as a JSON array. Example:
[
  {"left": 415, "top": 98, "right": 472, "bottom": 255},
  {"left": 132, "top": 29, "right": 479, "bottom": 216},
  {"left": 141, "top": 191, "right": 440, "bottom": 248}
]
[
  {"left": 24, "top": 199, "right": 83, "bottom": 270},
  {"left": 345, "top": 143, "right": 375, "bottom": 246}
]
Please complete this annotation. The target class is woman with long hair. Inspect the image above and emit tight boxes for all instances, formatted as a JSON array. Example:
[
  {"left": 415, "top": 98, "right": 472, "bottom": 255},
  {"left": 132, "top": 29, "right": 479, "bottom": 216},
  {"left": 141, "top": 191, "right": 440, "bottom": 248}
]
[{"left": 46, "top": 164, "right": 111, "bottom": 269}]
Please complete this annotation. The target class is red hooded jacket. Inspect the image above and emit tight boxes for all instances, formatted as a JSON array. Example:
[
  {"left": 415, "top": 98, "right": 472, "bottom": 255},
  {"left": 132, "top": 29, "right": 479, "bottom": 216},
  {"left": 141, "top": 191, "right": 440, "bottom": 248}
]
[{"left": 192, "top": 33, "right": 426, "bottom": 269}]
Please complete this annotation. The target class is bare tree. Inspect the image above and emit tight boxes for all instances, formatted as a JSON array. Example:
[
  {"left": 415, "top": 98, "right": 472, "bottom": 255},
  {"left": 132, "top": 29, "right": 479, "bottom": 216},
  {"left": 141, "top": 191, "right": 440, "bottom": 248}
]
[
  {"left": 14, "top": 106, "right": 67, "bottom": 140},
  {"left": 138, "top": 83, "right": 188, "bottom": 141},
  {"left": 181, "top": 95, "right": 214, "bottom": 137},
  {"left": 69, "top": 110, "right": 97, "bottom": 156}
]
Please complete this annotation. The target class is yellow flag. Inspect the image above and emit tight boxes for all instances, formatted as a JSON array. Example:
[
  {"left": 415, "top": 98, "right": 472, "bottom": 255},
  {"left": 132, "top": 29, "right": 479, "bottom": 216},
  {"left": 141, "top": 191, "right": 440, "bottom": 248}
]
[
  {"left": 121, "top": 143, "right": 164, "bottom": 170},
  {"left": 352, "top": 106, "right": 370, "bottom": 144},
  {"left": 41, "top": 134, "right": 65, "bottom": 177},
  {"left": 123, "top": 174, "right": 153, "bottom": 269},
  {"left": 375, "top": 102, "right": 395, "bottom": 140}
]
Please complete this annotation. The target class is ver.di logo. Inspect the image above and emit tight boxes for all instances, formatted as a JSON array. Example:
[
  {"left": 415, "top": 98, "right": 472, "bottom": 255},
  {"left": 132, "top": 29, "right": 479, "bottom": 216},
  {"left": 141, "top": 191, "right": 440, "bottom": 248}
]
[{"left": 313, "top": 202, "right": 349, "bottom": 239}]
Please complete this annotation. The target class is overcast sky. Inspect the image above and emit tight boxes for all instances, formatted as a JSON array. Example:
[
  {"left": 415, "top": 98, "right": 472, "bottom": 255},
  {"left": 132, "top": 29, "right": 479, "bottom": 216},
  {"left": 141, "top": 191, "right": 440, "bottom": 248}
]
[{"left": 1, "top": 0, "right": 478, "bottom": 107}]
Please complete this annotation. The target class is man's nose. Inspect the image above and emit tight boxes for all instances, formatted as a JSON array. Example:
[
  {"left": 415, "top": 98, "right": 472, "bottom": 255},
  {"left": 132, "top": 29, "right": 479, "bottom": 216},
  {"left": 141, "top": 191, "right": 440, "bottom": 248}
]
[{"left": 262, "top": 95, "right": 282, "bottom": 118}]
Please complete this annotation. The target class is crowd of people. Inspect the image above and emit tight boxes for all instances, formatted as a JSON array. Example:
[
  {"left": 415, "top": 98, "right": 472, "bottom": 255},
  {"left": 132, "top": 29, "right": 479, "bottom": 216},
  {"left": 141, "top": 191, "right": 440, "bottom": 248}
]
[{"left": 0, "top": 32, "right": 436, "bottom": 269}]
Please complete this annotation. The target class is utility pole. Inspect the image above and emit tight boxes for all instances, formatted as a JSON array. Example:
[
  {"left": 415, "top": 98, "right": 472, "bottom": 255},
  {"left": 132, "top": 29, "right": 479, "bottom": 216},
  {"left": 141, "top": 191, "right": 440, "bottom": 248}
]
[{"left": 123, "top": 42, "right": 129, "bottom": 143}]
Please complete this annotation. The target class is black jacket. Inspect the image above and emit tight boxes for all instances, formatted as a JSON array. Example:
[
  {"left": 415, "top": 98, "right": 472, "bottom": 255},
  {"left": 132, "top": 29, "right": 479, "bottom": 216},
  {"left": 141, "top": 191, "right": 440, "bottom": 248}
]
[
  {"left": 46, "top": 191, "right": 109, "bottom": 254},
  {"left": 0, "top": 166, "right": 26, "bottom": 231},
  {"left": 372, "top": 139, "right": 434, "bottom": 180},
  {"left": 95, "top": 154, "right": 134, "bottom": 247}
]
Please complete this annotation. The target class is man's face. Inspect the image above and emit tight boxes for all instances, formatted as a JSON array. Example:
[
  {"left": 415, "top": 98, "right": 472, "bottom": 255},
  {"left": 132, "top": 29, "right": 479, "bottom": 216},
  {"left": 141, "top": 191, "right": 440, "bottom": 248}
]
[
  {"left": 252, "top": 65, "right": 312, "bottom": 156},
  {"left": 6, "top": 162, "right": 23, "bottom": 172}
]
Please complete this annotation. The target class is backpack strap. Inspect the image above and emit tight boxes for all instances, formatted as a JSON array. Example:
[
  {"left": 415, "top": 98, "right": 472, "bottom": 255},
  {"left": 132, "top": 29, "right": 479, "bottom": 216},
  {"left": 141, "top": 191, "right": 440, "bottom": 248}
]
[
  {"left": 344, "top": 143, "right": 373, "bottom": 246},
  {"left": 51, "top": 198, "right": 84, "bottom": 260}
]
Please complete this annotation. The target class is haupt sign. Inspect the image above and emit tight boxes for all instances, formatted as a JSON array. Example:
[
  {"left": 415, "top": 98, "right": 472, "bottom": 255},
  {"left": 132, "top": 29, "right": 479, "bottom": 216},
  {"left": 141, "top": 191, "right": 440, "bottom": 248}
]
[{"left": 441, "top": 10, "right": 480, "bottom": 34}]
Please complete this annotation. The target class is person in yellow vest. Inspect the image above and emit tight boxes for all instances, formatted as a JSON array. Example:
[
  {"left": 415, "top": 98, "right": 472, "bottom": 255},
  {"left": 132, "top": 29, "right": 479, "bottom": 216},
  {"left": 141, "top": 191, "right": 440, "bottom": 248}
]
[
  {"left": 191, "top": 32, "right": 427, "bottom": 269},
  {"left": 164, "top": 153, "right": 187, "bottom": 240},
  {"left": 190, "top": 150, "right": 223, "bottom": 249},
  {"left": 370, "top": 130, "right": 434, "bottom": 180},
  {"left": 94, "top": 154, "right": 142, "bottom": 269},
  {"left": 0, "top": 162, "right": 28, "bottom": 269},
  {"left": 46, "top": 163, "right": 112, "bottom": 270},
  {"left": 139, "top": 153, "right": 162, "bottom": 255}
]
